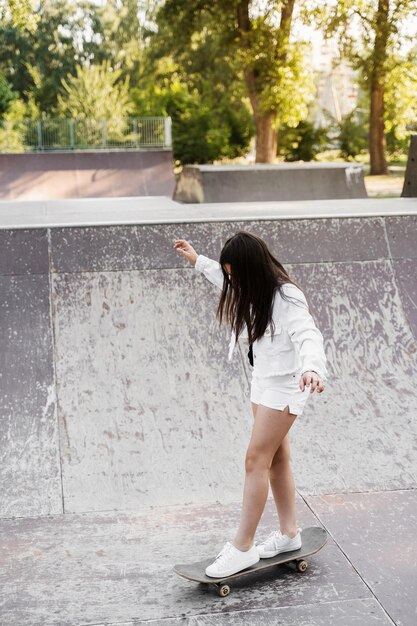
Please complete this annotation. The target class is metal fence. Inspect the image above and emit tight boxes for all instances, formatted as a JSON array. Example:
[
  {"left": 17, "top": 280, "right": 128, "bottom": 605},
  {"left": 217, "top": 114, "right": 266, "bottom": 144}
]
[{"left": 0, "top": 117, "right": 172, "bottom": 152}]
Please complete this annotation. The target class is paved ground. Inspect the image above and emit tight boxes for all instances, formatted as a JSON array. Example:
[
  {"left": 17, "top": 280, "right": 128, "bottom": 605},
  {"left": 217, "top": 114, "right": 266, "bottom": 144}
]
[
  {"left": 364, "top": 173, "right": 404, "bottom": 197},
  {"left": 1, "top": 493, "right": 416, "bottom": 625},
  {"left": 1, "top": 198, "right": 416, "bottom": 625}
]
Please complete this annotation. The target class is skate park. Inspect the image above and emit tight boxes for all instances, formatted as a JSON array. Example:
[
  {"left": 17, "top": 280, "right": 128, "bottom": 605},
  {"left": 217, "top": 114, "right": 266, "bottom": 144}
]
[{"left": 0, "top": 138, "right": 417, "bottom": 625}]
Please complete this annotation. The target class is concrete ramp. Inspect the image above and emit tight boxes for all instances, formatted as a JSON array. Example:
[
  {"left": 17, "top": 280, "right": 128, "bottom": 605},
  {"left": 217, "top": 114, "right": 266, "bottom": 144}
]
[
  {"left": 1, "top": 199, "right": 417, "bottom": 518},
  {"left": 0, "top": 150, "right": 175, "bottom": 200},
  {"left": 174, "top": 163, "right": 367, "bottom": 202}
]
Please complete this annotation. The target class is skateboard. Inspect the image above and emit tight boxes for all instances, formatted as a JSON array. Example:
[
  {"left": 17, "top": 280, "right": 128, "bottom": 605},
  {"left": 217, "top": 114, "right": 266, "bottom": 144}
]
[{"left": 174, "top": 526, "right": 327, "bottom": 597}]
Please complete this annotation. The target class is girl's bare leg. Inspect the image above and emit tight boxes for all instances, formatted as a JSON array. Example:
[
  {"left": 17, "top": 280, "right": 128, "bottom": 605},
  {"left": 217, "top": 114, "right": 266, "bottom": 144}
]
[
  {"left": 269, "top": 434, "right": 298, "bottom": 537},
  {"left": 233, "top": 403, "right": 297, "bottom": 551},
  {"left": 249, "top": 403, "right": 298, "bottom": 539}
]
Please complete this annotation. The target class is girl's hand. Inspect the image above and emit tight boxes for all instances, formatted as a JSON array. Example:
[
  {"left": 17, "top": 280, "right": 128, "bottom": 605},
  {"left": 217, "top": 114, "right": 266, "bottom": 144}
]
[
  {"left": 300, "top": 371, "right": 325, "bottom": 394},
  {"left": 174, "top": 239, "right": 199, "bottom": 266}
]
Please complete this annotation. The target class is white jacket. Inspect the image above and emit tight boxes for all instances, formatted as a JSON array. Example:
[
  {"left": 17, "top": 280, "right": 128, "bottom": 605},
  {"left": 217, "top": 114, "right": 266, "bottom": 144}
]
[{"left": 195, "top": 254, "right": 328, "bottom": 381}]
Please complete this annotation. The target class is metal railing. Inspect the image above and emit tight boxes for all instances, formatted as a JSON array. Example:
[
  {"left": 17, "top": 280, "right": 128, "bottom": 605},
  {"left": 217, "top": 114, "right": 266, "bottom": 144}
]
[{"left": 0, "top": 117, "right": 172, "bottom": 152}]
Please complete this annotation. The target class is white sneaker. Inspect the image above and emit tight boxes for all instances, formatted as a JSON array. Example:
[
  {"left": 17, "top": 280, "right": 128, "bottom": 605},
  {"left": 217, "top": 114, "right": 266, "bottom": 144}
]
[
  {"left": 205, "top": 541, "right": 260, "bottom": 578},
  {"left": 256, "top": 529, "right": 302, "bottom": 558}
]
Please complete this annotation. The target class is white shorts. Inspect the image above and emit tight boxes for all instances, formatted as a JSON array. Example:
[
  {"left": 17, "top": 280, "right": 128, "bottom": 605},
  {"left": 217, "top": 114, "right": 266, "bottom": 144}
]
[{"left": 250, "top": 370, "right": 311, "bottom": 416}]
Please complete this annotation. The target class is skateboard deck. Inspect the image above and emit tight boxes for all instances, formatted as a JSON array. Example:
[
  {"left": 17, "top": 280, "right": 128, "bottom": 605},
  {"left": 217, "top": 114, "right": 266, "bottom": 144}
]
[{"left": 174, "top": 526, "right": 327, "bottom": 596}]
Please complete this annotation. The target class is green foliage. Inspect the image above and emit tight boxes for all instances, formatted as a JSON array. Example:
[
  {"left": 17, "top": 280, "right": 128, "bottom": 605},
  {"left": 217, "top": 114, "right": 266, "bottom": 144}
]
[
  {"left": 0, "top": 0, "right": 103, "bottom": 113},
  {"left": 338, "top": 109, "right": 368, "bottom": 159},
  {"left": 153, "top": 0, "right": 316, "bottom": 160},
  {"left": 0, "top": 72, "right": 25, "bottom": 151},
  {"left": 384, "top": 50, "right": 417, "bottom": 156},
  {"left": 0, "top": 100, "right": 26, "bottom": 153},
  {"left": 326, "top": 11, "right": 417, "bottom": 160},
  {"left": 133, "top": 7, "right": 256, "bottom": 164},
  {"left": 0, "top": 0, "right": 38, "bottom": 31},
  {"left": 385, "top": 125, "right": 411, "bottom": 157},
  {"left": 172, "top": 100, "right": 251, "bottom": 165},
  {"left": 323, "top": 1, "right": 407, "bottom": 78},
  {"left": 248, "top": 39, "right": 316, "bottom": 127},
  {"left": 236, "top": 10, "right": 315, "bottom": 122},
  {"left": 323, "top": 0, "right": 417, "bottom": 168},
  {"left": 0, "top": 72, "right": 15, "bottom": 116},
  {"left": 58, "top": 61, "right": 132, "bottom": 121},
  {"left": 278, "top": 121, "right": 329, "bottom": 162},
  {"left": 92, "top": 0, "right": 145, "bottom": 86},
  {"left": 131, "top": 64, "right": 253, "bottom": 164}
]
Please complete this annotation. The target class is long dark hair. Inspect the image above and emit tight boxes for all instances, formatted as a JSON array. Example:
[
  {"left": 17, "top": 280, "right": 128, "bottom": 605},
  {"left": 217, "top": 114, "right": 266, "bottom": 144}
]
[{"left": 217, "top": 231, "right": 301, "bottom": 344}]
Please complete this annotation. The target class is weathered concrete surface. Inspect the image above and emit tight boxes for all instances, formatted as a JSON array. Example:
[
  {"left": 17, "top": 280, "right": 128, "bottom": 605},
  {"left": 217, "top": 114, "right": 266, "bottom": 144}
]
[
  {"left": 1, "top": 211, "right": 417, "bottom": 517},
  {"left": 0, "top": 230, "right": 62, "bottom": 518},
  {"left": 1, "top": 199, "right": 416, "bottom": 625},
  {"left": 402, "top": 134, "right": 417, "bottom": 197},
  {"left": 53, "top": 268, "right": 248, "bottom": 512},
  {"left": 273, "top": 258, "right": 417, "bottom": 495},
  {"left": 174, "top": 163, "right": 368, "bottom": 203},
  {"left": 0, "top": 498, "right": 392, "bottom": 626},
  {"left": 0, "top": 151, "right": 175, "bottom": 200},
  {"left": 307, "top": 490, "right": 417, "bottom": 626}
]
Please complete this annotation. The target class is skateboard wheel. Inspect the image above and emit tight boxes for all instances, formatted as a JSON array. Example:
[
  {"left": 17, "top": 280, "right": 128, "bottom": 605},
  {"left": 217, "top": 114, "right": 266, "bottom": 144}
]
[
  {"left": 217, "top": 584, "right": 231, "bottom": 597},
  {"left": 296, "top": 559, "right": 308, "bottom": 572}
]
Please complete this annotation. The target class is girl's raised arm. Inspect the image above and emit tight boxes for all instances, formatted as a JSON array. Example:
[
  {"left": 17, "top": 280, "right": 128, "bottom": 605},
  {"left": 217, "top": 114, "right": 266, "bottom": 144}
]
[
  {"left": 174, "top": 239, "right": 224, "bottom": 290},
  {"left": 173, "top": 239, "right": 198, "bottom": 265}
]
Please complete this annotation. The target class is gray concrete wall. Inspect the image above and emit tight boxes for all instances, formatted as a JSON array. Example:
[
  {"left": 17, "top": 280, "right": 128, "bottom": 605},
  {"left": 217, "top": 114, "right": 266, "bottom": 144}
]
[
  {"left": 1, "top": 208, "right": 416, "bottom": 519},
  {"left": 174, "top": 163, "right": 368, "bottom": 203},
  {"left": 0, "top": 150, "right": 175, "bottom": 200}
]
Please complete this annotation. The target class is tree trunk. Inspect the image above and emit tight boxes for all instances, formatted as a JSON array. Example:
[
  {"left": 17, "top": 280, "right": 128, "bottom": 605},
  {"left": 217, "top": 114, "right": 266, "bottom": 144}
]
[
  {"left": 255, "top": 112, "right": 277, "bottom": 163},
  {"left": 369, "top": 0, "right": 390, "bottom": 175},
  {"left": 237, "top": 0, "right": 295, "bottom": 163},
  {"left": 369, "top": 81, "right": 387, "bottom": 174}
]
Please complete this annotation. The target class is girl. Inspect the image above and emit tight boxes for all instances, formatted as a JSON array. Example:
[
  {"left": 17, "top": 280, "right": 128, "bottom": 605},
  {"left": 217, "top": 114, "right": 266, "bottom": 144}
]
[{"left": 174, "top": 231, "right": 328, "bottom": 578}]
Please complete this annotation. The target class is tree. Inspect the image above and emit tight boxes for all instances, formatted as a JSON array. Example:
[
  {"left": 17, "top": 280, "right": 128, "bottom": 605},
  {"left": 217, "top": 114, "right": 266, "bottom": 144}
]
[
  {"left": 57, "top": 61, "right": 132, "bottom": 120},
  {"left": 0, "top": 72, "right": 15, "bottom": 116},
  {"left": 152, "top": 1, "right": 315, "bottom": 162},
  {"left": 384, "top": 48, "right": 417, "bottom": 156},
  {"left": 56, "top": 61, "right": 133, "bottom": 146},
  {"left": 0, "top": 0, "right": 103, "bottom": 114},
  {"left": 338, "top": 109, "right": 369, "bottom": 159},
  {"left": 135, "top": 6, "right": 255, "bottom": 163},
  {"left": 0, "top": 0, "right": 38, "bottom": 31},
  {"left": 93, "top": 0, "right": 144, "bottom": 86},
  {"left": 325, "top": 0, "right": 417, "bottom": 174},
  {"left": 131, "top": 58, "right": 253, "bottom": 164},
  {"left": 278, "top": 120, "right": 329, "bottom": 161}
]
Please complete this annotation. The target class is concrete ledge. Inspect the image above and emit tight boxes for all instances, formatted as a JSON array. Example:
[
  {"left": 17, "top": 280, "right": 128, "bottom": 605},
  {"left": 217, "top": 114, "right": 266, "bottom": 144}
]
[
  {"left": 174, "top": 163, "right": 368, "bottom": 203},
  {"left": 0, "top": 196, "right": 416, "bottom": 230}
]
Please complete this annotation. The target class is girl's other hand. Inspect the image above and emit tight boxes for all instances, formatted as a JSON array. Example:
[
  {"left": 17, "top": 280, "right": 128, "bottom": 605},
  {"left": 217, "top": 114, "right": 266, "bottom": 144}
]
[
  {"left": 174, "top": 239, "right": 199, "bottom": 266},
  {"left": 300, "top": 371, "right": 325, "bottom": 394}
]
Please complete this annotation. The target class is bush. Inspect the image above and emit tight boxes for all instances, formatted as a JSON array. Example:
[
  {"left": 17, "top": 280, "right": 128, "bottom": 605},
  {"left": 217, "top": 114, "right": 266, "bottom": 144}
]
[
  {"left": 131, "top": 78, "right": 254, "bottom": 165},
  {"left": 0, "top": 73, "right": 15, "bottom": 118},
  {"left": 278, "top": 120, "right": 329, "bottom": 161},
  {"left": 338, "top": 110, "right": 368, "bottom": 160},
  {"left": 385, "top": 124, "right": 412, "bottom": 157}
]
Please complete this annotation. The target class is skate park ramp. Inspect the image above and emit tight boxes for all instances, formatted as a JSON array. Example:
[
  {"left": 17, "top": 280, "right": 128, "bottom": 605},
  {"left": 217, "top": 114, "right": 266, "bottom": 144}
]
[
  {"left": 1, "top": 197, "right": 417, "bottom": 517},
  {"left": 1, "top": 196, "right": 417, "bottom": 626},
  {"left": 0, "top": 150, "right": 175, "bottom": 200},
  {"left": 174, "top": 162, "right": 368, "bottom": 202}
]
